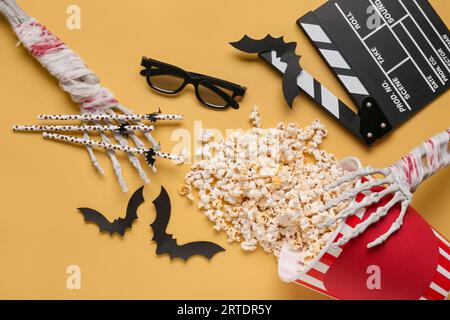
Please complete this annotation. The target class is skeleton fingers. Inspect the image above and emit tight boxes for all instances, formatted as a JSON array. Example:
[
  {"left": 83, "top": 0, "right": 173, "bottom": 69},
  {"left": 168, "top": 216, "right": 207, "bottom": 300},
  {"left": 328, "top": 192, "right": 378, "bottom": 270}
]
[
  {"left": 42, "top": 132, "right": 184, "bottom": 165},
  {"left": 13, "top": 111, "right": 185, "bottom": 192},
  {"left": 321, "top": 166, "right": 413, "bottom": 248},
  {"left": 1, "top": 0, "right": 185, "bottom": 191},
  {"left": 321, "top": 129, "right": 449, "bottom": 249}
]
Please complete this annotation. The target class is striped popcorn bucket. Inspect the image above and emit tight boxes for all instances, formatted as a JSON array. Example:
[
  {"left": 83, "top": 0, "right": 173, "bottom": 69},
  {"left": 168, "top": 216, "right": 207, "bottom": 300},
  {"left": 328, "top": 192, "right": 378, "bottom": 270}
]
[{"left": 279, "top": 158, "right": 450, "bottom": 300}]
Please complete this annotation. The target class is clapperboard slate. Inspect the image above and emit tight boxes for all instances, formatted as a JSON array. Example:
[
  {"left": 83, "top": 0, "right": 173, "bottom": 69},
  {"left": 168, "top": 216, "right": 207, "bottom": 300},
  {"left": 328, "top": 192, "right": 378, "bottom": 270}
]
[{"left": 298, "top": 0, "right": 450, "bottom": 137}]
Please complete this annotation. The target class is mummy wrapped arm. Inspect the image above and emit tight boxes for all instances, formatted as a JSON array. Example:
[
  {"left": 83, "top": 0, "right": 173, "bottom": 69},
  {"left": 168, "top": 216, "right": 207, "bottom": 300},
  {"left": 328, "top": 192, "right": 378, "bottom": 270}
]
[
  {"left": 0, "top": 0, "right": 124, "bottom": 114},
  {"left": 321, "top": 129, "right": 450, "bottom": 248},
  {"left": 1, "top": 0, "right": 181, "bottom": 191}
]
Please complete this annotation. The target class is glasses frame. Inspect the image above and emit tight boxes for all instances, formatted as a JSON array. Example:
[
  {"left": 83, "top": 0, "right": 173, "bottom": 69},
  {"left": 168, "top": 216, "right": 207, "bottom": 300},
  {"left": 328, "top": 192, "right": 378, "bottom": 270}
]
[{"left": 140, "top": 57, "right": 247, "bottom": 110}]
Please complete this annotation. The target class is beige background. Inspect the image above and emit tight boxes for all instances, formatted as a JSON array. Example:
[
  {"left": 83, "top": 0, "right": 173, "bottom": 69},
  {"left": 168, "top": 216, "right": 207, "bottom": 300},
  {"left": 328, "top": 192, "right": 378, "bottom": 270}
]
[{"left": 0, "top": 0, "right": 449, "bottom": 300}]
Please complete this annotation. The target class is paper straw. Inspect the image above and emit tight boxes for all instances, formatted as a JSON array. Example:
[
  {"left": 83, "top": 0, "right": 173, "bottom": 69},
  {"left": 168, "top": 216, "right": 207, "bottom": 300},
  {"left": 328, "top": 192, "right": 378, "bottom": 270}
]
[
  {"left": 111, "top": 107, "right": 160, "bottom": 151},
  {"left": 108, "top": 108, "right": 158, "bottom": 172},
  {"left": 43, "top": 132, "right": 184, "bottom": 163},
  {"left": 13, "top": 124, "right": 154, "bottom": 133},
  {"left": 38, "top": 113, "right": 183, "bottom": 122}
]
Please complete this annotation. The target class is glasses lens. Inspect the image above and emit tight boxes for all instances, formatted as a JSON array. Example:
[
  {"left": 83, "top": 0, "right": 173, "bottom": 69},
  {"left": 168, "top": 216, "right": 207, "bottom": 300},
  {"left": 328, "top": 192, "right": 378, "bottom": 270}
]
[
  {"left": 148, "top": 68, "right": 185, "bottom": 93},
  {"left": 197, "top": 82, "right": 229, "bottom": 108}
]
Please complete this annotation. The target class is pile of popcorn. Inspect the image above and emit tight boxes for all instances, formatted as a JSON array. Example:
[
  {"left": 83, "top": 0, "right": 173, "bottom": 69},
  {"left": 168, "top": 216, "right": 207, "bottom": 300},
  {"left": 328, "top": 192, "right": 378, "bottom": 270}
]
[{"left": 180, "top": 106, "right": 352, "bottom": 268}]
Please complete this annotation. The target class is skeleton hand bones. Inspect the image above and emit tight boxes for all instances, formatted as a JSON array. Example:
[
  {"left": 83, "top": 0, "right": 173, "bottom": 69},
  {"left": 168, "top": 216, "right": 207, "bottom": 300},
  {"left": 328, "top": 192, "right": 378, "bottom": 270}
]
[
  {"left": 321, "top": 129, "right": 450, "bottom": 248},
  {"left": 0, "top": 0, "right": 182, "bottom": 192}
]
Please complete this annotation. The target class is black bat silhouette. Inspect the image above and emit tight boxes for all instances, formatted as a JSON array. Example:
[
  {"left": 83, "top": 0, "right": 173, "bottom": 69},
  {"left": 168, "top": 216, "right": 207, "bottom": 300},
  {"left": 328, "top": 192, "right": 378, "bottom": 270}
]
[
  {"left": 78, "top": 186, "right": 145, "bottom": 236},
  {"left": 145, "top": 149, "right": 157, "bottom": 167},
  {"left": 230, "top": 34, "right": 303, "bottom": 108},
  {"left": 117, "top": 123, "right": 131, "bottom": 136},
  {"left": 151, "top": 186, "right": 225, "bottom": 261},
  {"left": 147, "top": 108, "right": 162, "bottom": 122}
]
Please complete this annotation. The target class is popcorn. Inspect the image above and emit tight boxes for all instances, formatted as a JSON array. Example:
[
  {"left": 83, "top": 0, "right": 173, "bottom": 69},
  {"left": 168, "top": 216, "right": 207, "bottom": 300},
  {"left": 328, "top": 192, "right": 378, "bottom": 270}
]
[
  {"left": 181, "top": 107, "right": 352, "bottom": 269},
  {"left": 249, "top": 105, "right": 261, "bottom": 128}
]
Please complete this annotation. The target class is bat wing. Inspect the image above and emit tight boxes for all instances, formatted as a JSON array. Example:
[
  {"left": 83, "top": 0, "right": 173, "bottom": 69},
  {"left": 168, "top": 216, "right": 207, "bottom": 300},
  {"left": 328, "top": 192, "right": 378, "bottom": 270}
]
[
  {"left": 155, "top": 237, "right": 225, "bottom": 261},
  {"left": 150, "top": 186, "right": 225, "bottom": 261},
  {"left": 118, "top": 123, "right": 130, "bottom": 135},
  {"left": 147, "top": 108, "right": 162, "bottom": 122},
  {"left": 150, "top": 186, "right": 172, "bottom": 244},
  {"left": 230, "top": 34, "right": 295, "bottom": 55},
  {"left": 281, "top": 51, "right": 302, "bottom": 108},
  {"left": 145, "top": 149, "right": 157, "bottom": 167},
  {"left": 77, "top": 185, "right": 145, "bottom": 236},
  {"left": 78, "top": 207, "right": 116, "bottom": 234},
  {"left": 173, "top": 241, "right": 225, "bottom": 261},
  {"left": 231, "top": 34, "right": 302, "bottom": 108},
  {"left": 121, "top": 185, "right": 145, "bottom": 226}
]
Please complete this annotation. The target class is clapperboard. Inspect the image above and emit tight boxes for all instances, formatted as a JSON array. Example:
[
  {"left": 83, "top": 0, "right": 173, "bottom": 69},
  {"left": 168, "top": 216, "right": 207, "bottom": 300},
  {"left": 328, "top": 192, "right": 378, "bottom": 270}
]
[{"left": 298, "top": 0, "right": 450, "bottom": 144}]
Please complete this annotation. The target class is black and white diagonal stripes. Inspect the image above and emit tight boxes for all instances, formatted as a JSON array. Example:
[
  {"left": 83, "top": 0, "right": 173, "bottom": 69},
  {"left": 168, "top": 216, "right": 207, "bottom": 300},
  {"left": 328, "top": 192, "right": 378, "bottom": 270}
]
[
  {"left": 259, "top": 51, "right": 361, "bottom": 139},
  {"left": 299, "top": 13, "right": 370, "bottom": 107}
]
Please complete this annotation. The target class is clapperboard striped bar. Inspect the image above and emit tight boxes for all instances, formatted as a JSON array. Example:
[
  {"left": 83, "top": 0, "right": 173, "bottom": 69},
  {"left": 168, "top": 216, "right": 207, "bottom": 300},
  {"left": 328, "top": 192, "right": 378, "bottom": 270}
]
[
  {"left": 258, "top": 50, "right": 391, "bottom": 145},
  {"left": 298, "top": 14, "right": 370, "bottom": 109},
  {"left": 298, "top": 0, "right": 450, "bottom": 141},
  {"left": 258, "top": 51, "right": 361, "bottom": 138}
]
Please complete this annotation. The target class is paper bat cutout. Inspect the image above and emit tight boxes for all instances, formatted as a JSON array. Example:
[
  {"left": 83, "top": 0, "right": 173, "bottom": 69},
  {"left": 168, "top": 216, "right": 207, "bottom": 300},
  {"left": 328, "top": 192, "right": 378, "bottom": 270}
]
[
  {"left": 145, "top": 149, "right": 157, "bottom": 167},
  {"left": 78, "top": 186, "right": 145, "bottom": 236},
  {"left": 151, "top": 186, "right": 225, "bottom": 261},
  {"left": 117, "top": 123, "right": 131, "bottom": 136},
  {"left": 230, "top": 34, "right": 302, "bottom": 108},
  {"left": 147, "top": 108, "right": 162, "bottom": 122}
]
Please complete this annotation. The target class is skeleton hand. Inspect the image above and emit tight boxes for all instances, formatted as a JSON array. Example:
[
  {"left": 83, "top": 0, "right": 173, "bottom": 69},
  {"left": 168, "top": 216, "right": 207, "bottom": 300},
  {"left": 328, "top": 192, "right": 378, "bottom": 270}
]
[
  {"left": 1, "top": 0, "right": 176, "bottom": 192},
  {"left": 321, "top": 129, "right": 450, "bottom": 248}
]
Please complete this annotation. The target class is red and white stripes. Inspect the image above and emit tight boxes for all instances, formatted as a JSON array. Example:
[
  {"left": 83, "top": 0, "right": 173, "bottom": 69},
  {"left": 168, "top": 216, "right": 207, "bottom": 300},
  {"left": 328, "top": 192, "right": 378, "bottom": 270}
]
[
  {"left": 394, "top": 129, "right": 450, "bottom": 192},
  {"left": 279, "top": 181, "right": 450, "bottom": 300},
  {"left": 420, "top": 230, "right": 450, "bottom": 300},
  {"left": 3, "top": 0, "right": 177, "bottom": 191},
  {"left": 293, "top": 208, "right": 364, "bottom": 299},
  {"left": 14, "top": 18, "right": 118, "bottom": 113}
]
